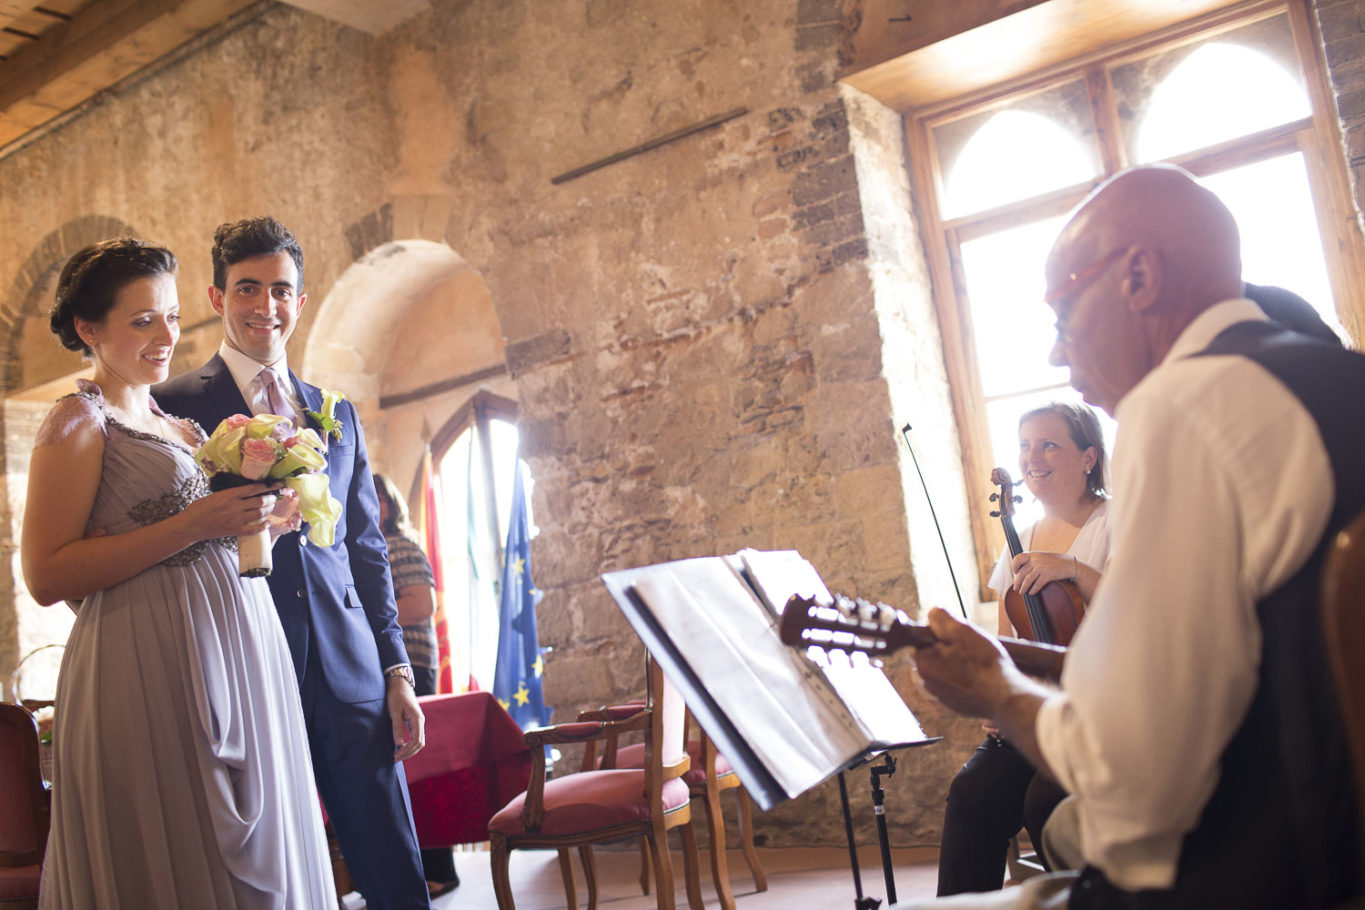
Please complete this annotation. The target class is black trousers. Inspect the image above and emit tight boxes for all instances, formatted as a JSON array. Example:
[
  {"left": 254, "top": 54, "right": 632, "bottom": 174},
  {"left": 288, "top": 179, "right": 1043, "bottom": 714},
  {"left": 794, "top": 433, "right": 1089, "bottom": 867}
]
[
  {"left": 413, "top": 665, "right": 459, "bottom": 887},
  {"left": 936, "top": 737, "right": 1067, "bottom": 896}
]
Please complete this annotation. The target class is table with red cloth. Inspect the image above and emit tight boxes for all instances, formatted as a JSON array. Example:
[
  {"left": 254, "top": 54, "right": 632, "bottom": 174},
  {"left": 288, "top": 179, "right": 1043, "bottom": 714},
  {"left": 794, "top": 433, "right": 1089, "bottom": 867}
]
[{"left": 404, "top": 691, "right": 533, "bottom": 848}]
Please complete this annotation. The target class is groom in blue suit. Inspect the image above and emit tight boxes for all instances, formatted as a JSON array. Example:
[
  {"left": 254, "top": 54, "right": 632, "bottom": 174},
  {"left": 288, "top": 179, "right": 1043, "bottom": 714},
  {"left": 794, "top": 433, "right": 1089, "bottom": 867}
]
[{"left": 156, "top": 217, "right": 431, "bottom": 909}]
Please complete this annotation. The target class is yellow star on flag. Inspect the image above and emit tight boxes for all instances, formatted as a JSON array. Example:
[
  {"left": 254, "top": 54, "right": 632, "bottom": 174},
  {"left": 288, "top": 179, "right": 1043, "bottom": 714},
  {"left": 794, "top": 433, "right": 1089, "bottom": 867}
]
[
  {"left": 497, "top": 697, "right": 510, "bottom": 711},
  {"left": 514, "top": 682, "right": 531, "bottom": 706},
  {"left": 512, "top": 556, "right": 526, "bottom": 577},
  {"left": 532, "top": 655, "right": 544, "bottom": 677}
]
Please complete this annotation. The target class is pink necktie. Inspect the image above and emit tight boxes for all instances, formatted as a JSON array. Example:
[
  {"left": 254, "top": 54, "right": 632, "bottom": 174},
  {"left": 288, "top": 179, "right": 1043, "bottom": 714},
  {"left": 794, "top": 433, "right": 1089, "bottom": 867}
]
[{"left": 256, "top": 369, "right": 291, "bottom": 420}]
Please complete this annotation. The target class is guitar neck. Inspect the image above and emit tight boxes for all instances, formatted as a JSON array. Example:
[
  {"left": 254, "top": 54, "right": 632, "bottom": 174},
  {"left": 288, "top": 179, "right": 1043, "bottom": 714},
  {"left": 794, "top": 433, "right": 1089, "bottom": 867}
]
[{"left": 884, "top": 619, "right": 1066, "bottom": 681}]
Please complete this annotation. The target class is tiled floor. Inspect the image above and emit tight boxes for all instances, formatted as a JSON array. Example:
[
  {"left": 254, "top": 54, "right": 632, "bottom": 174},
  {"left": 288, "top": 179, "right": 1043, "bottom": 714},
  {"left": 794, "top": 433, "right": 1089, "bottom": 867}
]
[{"left": 344, "top": 844, "right": 940, "bottom": 909}]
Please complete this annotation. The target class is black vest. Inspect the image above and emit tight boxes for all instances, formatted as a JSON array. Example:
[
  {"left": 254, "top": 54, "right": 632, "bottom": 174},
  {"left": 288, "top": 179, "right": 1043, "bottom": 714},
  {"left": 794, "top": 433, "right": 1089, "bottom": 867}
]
[{"left": 1072, "top": 321, "right": 1365, "bottom": 910}]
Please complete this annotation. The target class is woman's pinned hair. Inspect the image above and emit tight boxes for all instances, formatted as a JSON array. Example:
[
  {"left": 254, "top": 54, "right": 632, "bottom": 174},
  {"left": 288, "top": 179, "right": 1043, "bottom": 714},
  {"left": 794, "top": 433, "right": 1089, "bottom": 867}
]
[{"left": 50, "top": 238, "right": 177, "bottom": 354}]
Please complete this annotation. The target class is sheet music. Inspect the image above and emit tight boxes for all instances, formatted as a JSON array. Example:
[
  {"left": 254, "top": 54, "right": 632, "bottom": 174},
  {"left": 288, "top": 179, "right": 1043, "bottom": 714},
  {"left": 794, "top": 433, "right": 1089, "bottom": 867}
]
[
  {"left": 732, "top": 548, "right": 831, "bottom": 615},
  {"left": 613, "top": 553, "right": 932, "bottom": 806},
  {"left": 730, "top": 548, "right": 926, "bottom": 749}
]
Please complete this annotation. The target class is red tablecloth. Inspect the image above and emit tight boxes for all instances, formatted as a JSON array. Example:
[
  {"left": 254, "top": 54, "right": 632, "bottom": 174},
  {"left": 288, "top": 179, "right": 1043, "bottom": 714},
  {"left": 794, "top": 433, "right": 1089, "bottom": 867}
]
[{"left": 403, "top": 692, "right": 533, "bottom": 848}]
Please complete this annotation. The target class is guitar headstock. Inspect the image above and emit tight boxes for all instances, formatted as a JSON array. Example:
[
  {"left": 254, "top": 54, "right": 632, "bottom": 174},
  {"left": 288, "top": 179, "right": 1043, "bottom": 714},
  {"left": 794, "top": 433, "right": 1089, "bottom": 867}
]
[{"left": 778, "top": 592, "right": 930, "bottom": 660}]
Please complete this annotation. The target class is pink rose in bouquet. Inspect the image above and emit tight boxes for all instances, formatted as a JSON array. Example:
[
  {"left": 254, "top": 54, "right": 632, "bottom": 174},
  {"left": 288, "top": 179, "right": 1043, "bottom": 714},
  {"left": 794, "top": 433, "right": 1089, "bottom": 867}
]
[{"left": 240, "top": 437, "right": 283, "bottom": 480}]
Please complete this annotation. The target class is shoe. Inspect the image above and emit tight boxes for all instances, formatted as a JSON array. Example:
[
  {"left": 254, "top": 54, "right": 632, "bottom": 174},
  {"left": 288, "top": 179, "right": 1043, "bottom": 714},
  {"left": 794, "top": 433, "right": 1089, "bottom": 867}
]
[{"left": 427, "top": 879, "right": 459, "bottom": 899}]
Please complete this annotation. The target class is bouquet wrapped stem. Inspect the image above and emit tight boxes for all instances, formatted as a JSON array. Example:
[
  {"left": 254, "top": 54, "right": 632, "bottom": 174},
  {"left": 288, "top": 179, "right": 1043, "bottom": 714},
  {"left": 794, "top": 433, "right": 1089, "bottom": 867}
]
[
  {"left": 238, "top": 528, "right": 272, "bottom": 577},
  {"left": 197, "top": 413, "right": 342, "bottom": 578},
  {"left": 208, "top": 472, "right": 277, "bottom": 576}
]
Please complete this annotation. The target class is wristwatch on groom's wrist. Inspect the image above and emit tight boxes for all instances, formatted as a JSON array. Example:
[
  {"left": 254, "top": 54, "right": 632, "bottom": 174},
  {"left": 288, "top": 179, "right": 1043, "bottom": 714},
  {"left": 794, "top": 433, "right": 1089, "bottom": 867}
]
[{"left": 385, "top": 664, "right": 415, "bottom": 689}]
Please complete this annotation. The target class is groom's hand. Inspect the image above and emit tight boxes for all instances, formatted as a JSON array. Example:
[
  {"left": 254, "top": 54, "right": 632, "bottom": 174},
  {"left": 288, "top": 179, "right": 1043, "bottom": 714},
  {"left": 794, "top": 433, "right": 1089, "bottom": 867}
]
[{"left": 388, "top": 676, "right": 425, "bottom": 761}]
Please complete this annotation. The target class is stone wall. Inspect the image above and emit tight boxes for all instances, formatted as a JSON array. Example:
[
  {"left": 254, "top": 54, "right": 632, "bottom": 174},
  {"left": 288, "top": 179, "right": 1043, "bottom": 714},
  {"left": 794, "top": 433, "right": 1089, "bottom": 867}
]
[
  {"left": 1317, "top": 0, "right": 1365, "bottom": 228},
  {"left": 0, "top": 0, "right": 970, "bottom": 846}
]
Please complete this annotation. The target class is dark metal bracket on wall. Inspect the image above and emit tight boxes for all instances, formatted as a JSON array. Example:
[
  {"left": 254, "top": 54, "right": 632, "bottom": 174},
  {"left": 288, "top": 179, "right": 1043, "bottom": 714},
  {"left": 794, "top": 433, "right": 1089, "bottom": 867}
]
[{"left": 550, "top": 107, "right": 749, "bottom": 185}]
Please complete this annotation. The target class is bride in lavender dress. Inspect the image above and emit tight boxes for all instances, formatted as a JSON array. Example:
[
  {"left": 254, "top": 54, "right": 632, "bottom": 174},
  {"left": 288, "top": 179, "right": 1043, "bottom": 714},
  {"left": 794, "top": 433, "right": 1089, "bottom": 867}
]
[{"left": 22, "top": 239, "right": 334, "bottom": 908}]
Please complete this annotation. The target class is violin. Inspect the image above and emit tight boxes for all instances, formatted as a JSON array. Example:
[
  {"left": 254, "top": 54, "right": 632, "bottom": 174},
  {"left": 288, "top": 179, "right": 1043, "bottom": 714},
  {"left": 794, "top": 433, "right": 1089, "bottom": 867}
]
[{"left": 989, "top": 467, "right": 1086, "bottom": 647}]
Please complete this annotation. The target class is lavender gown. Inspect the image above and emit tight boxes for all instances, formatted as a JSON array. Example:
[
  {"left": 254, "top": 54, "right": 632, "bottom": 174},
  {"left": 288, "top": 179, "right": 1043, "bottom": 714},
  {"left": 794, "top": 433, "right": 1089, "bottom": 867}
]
[{"left": 37, "top": 385, "right": 334, "bottom": 909}]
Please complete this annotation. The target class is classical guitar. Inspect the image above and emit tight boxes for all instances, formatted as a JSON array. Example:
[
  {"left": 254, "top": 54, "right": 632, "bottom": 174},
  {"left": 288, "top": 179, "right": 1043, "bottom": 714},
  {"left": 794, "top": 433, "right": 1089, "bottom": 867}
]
[
  {"left": 778, "top": 592, "right": 1067, "bottom": 682},
  {"left": 990, "top": 467, "right": 1085, "bottom": 646}
]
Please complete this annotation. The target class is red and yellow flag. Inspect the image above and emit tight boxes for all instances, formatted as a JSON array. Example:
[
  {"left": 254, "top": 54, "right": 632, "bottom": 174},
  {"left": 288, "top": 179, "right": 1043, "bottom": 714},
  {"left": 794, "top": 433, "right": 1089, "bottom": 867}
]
[{"left": 416, "top": 448, "right": 454, "bottom": 694}]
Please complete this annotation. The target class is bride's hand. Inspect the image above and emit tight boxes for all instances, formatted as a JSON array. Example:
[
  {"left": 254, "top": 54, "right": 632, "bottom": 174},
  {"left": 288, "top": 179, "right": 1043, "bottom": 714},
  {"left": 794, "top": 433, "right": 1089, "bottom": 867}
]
[{"left": 180, "top": 485, "right": 281, "bottom": 541}]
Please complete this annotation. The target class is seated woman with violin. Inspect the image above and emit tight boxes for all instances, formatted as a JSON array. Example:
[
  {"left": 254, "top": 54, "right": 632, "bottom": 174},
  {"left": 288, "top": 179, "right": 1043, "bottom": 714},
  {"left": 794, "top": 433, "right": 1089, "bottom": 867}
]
[{"left": 936, "top": 401, "right": 1111, "bottom": 896}]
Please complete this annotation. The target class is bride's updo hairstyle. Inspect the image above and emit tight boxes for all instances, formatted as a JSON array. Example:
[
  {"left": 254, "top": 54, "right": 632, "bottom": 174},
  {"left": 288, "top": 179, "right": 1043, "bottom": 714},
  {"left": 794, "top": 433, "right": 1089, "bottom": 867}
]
[{"left": 50, "top": 238, "right": 178, "bottom": 355}]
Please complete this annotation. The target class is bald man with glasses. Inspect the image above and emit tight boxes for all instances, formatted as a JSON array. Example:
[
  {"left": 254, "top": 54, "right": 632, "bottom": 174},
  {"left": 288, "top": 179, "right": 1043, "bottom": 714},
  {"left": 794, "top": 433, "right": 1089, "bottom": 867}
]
[{"left": 897, "top": 165, "right": 1365, "bottom": 910}]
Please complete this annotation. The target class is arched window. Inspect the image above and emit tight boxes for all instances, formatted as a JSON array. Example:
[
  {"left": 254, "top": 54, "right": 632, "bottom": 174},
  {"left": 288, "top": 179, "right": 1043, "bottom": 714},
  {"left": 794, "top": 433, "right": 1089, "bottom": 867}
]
[
  {"left": 914, "top": 8, "right": 1357, "bottom": 587},
  {"left": 943, "top": 109, "right": 1096, "bottom": 219},
  {"left": 1136, "top": 43, "right": 1311, "bottom": 164},
  {"left": 427, "top": 391, "right": 527, "bottom": 693}
]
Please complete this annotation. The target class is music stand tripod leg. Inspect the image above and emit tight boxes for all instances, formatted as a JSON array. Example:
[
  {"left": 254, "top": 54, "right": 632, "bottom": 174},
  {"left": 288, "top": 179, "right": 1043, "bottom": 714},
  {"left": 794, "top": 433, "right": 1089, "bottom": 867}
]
[
  {"left": 870, "top": 755, "right": 898, "bottom": 905},
  {"left": 839, "top": 771, "right": 881, "bottom": 910}
]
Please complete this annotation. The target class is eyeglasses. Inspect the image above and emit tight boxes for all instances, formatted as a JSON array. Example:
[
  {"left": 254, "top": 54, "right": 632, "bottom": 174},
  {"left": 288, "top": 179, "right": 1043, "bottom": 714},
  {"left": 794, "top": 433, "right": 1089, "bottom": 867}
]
[{"left": 1045, "top": 247, "right": 1129, "bottom": 344}]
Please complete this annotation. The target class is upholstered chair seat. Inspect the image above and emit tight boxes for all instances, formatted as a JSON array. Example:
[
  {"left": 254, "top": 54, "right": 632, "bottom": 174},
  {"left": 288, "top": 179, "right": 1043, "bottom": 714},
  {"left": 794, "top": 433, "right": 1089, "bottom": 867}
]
[{"left": 490, "top": 769, "right": 691, "bottom": 837}]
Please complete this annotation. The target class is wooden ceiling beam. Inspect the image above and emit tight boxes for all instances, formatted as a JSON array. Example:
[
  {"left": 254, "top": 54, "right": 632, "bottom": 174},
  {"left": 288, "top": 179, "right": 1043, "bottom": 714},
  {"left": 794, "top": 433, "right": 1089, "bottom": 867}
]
[
  {"left": 0, "top": 0, "right": 254, "bottom": 149},
  {"left": 1, "top": 2, "right": 46, "bottom": 30}
]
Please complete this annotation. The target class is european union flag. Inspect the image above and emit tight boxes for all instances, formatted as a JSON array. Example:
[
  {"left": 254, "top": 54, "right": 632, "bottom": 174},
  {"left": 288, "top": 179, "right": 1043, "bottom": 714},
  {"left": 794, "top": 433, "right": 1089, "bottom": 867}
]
[{"left": 492, "top": 456, "right": 550, "bottom": 729}]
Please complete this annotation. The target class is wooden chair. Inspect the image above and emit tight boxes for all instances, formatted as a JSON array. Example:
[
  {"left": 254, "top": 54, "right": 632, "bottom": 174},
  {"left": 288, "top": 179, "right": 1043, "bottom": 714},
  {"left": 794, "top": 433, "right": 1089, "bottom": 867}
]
[
  {"left": 573, "top": 700, "right": 768, "bottom": 910},
  {"left": 0, "top": 704, "right": 51, "bottom": 910},
  {"left": 1322, "top": 508, "right": 1365, "bottom": 878},
  {"left": 1005, "top": 833, "right": 1047, "bottom": 884},
  {"left": 488, "top": 657, "right": 703, "bottom": 910}
]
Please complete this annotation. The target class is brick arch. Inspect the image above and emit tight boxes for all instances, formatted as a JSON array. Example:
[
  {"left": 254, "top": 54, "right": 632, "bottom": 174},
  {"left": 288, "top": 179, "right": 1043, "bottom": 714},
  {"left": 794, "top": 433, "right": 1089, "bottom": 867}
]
[{"left": 1, "top": 214, "right": 142, "bottom": 394}]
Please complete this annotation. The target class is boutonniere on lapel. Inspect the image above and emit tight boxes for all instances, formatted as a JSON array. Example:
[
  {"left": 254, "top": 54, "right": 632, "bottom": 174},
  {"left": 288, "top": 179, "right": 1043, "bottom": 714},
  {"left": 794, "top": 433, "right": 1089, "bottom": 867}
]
[{"left": 305, "top": 389, "right": 346, "bottom": 448}]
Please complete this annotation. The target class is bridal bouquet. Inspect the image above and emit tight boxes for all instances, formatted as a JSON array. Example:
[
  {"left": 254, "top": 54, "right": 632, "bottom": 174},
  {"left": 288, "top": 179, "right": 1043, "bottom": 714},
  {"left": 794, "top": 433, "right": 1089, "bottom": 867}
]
[{"left": 196, "top": 413, "right": 342, "bottom": 576}]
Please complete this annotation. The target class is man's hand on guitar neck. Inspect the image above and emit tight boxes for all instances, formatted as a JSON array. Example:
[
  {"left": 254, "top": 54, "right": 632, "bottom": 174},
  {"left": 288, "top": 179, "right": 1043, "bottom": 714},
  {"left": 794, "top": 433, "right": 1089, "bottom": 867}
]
[{"left": 913, "top": 607, "right": 1059, "bottom": 777}]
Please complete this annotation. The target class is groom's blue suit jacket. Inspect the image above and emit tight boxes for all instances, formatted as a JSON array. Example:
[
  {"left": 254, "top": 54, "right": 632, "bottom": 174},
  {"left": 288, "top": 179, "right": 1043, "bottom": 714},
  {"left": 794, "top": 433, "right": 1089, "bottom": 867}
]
[{"left": 155, "top": 355, "right": 408, "bottom": 702}]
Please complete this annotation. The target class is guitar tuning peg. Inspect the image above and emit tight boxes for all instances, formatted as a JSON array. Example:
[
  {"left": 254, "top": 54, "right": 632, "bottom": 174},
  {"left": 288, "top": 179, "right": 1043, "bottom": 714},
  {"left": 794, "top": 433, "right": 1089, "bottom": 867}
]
[
  {"left": 989, "top": 492, "right": 999, "bottom": 502},
  {"left": 1013, "top": 495, "right": 1022, "bottom": 504},
  {"left": 990, "top": 510, "right": 1000, "bottom": 518},
  {"left": 875, "top": 602, "right": 896, "bottom": 631}
]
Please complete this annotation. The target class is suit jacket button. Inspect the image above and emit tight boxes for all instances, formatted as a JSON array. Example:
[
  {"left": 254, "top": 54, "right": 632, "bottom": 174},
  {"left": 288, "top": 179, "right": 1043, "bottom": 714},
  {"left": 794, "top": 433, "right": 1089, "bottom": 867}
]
[
  {"left": 297, "top": 589, "right": 305, "bottom": 599},
  {"left": 299, "top": 535, "right": 308, "bottom": 548}
]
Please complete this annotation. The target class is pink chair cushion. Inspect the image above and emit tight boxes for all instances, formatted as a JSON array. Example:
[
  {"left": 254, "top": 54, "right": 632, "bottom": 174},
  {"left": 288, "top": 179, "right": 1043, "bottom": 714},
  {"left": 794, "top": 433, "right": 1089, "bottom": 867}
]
[
  {"left": 0, "top": 863, "right": 41, "bottom": 900},
  {"left": 610, "top": 741, "right": 735, "bottom": 785},
  {"left": 488, "top": 770, "right": 690, "bottom": 837}
]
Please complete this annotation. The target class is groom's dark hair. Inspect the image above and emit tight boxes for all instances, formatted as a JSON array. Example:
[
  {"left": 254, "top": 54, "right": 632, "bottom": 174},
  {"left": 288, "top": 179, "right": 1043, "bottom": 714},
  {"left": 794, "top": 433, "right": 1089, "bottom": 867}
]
[{"left": 211, "top": 216, "right": 305, "bottom": 294}]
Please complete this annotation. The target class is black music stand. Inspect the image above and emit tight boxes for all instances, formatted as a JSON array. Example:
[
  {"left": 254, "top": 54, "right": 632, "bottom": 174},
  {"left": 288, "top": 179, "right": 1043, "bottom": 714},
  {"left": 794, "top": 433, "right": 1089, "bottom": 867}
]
[{"left": 600, "top": 552, "right": 938, "bottom": 907}]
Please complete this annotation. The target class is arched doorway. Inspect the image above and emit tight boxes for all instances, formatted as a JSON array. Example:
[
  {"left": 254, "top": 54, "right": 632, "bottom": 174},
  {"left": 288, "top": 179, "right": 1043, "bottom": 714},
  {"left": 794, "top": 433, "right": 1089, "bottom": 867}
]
[{"left": 303, "top": 239, "right": 517, "bottom": 692}]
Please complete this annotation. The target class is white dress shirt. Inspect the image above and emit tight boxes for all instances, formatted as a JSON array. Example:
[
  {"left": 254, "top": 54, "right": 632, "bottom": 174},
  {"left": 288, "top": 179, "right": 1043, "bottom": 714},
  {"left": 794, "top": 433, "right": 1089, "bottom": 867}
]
[
  {"left": 1033, "top": 299, "right": 1334, "bottom": 890},
  {"left": 218, "top": 343, "right": 301, "bottom": 423}
]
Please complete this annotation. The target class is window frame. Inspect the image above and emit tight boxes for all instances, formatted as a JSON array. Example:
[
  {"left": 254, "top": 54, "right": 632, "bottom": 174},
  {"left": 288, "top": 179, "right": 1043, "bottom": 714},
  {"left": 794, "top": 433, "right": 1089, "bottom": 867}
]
[{"left": 904, "top": 0, "right": 1365, "bottom": 593}]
